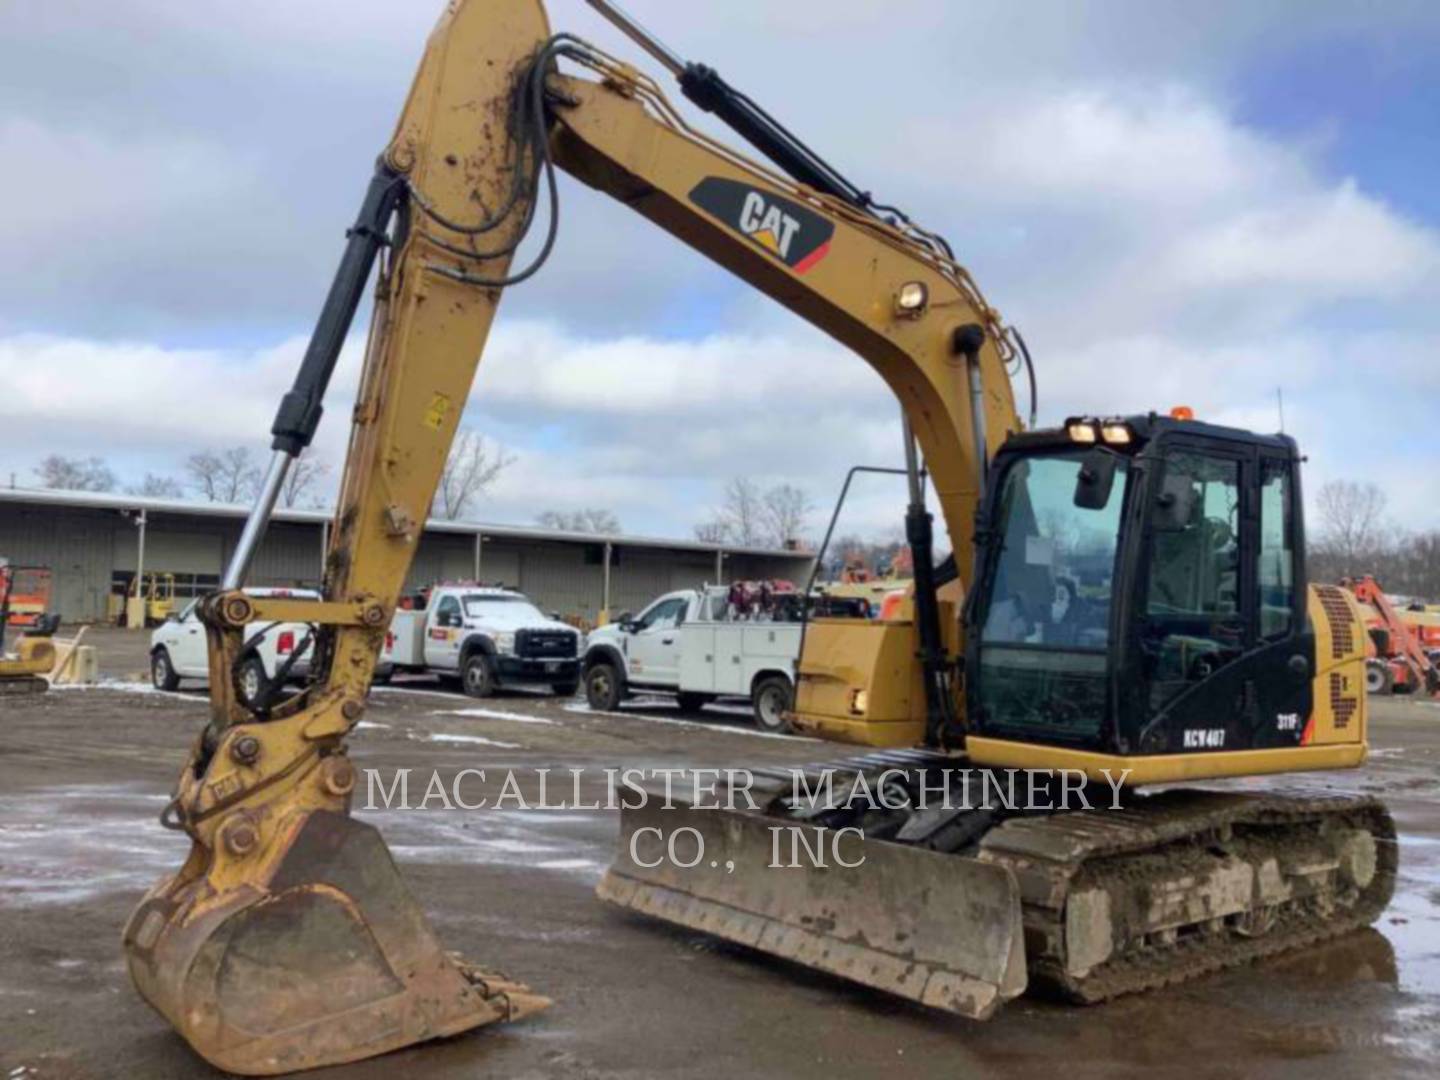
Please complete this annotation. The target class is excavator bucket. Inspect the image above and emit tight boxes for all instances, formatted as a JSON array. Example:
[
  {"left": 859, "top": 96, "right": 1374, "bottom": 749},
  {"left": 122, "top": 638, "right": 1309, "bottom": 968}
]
[
  {"left": 125, "top": 810, "right": 547, "bottom": 1076},
  {"left": 598, "top": 798, "right": 1027, "bottom": 1019}
]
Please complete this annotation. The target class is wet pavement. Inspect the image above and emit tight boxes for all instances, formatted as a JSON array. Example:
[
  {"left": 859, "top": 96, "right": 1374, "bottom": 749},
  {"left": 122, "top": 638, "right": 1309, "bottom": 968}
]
[{"left": 2, "top": 626, "right": 1438, "bottom": 1078}]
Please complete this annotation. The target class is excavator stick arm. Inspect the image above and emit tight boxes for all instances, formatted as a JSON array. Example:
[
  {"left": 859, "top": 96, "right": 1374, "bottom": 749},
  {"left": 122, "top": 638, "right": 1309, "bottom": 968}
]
[{"left": 125, "top": 1, "right": 557, "bottom": 1073}]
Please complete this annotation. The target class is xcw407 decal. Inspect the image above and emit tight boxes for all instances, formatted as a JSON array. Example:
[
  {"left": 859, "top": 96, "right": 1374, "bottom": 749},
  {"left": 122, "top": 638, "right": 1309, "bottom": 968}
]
[{"left": 689, "top": 177, "right": 834, "bottom": 274}]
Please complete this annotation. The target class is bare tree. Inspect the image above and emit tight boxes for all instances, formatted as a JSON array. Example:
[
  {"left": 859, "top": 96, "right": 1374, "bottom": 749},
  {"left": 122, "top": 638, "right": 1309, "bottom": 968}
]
[
  {"left": 1314, "top": 480, "right": 1388, "bottom": 570},
  {"left": 716, "top": 477, "right": 766, "bottom": 546},
  {"left": 762, "top": 483, "right": 813, "bottom": 549},
  {"left": 34, "top": 454, "right": 116, "bottom": 492},
  {"left": 694, "top": 518, "right": 732, "bottom": 544},
  {"left": 128, "top": 473, "right": 184, "bottom": 498},
  {"left": 186, "top": 447, "right": 263, "bottom": 504},
  {"left": 536, "top": 508, "right": 621, "bottom": 533},
  {"left": 433, "top": 429, "right": 513, "bottom": 521},
  {"left": 820, "top": 531, "right": 908, "bottom": 578},
  {"left": 280, "top": 449, "right": 331, "bottom": 509}
]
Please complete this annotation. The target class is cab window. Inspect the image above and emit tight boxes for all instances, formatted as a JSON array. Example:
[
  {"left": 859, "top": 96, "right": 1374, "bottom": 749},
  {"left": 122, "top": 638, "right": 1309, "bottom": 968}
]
[
  {"left": 1143, "top": 451, "right": 1243, "bottom": 708},
  {"left": 636, "top": 598, "right": 686, "bottom": 631},
  {"left": 1258, "top": 458, "right": 1295, "bottom": 639},
  {"left": 436, "top": 595, "right": 461, "bottom": 627}
]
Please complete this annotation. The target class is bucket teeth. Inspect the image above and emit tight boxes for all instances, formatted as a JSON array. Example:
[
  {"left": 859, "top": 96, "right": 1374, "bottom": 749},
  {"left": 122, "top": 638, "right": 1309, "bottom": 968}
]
[
  {"left": 455, "top": 960, "right": 552, "bottom": 1019},
  {"left": 125, "top": 810, "right": 547, "bottom": 1075}
]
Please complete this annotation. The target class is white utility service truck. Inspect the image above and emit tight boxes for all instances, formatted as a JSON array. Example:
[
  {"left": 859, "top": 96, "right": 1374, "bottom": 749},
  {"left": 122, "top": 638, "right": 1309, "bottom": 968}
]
[
  {"left": 387, "top": 584, "right": 581, "bottom": 697},
  {"left": 581, "top": 586, "right": 800, "bottom": 731},
  {"left": 149, "top": 587, "right": 343, "bottom": 704}
]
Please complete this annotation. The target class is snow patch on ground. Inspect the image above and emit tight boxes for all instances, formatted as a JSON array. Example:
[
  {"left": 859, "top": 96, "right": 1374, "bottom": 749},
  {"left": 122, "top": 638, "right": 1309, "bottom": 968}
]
[
  {"left": 370, "top": 808, "right": 606, "bottom": 879},
  {"left": 370, "top": 685, "right": 462, "bottom": 702},
  {"left": 436, "top": 707, "right": 557, "bottom": 726},
  {"left": 0, "top": 784, "right": 186, "bottom": 906},
  {"left": 47, "top": 679, "right": 202, "bottom": 705},
  {"left": 564, "top": 703, "right": 819, "bottom": 742},
  {"left": 420, "top": 732, "right": 524, "bottom": 750}
]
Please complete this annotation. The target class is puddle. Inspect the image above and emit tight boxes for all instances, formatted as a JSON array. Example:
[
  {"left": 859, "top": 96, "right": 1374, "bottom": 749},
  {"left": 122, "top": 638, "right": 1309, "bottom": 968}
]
[{"left": 1383, "top": 833, "right": 1440, "bottom": 995}]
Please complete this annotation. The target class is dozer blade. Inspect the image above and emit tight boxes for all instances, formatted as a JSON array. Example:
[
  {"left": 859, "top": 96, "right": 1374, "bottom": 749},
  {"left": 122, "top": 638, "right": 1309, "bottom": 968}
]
[
  {"left": 598, "top": 799, "right": 1026, "bottom": 1019},
  {"left": 124, "top": 810, "right": 547, "bottom": 1076}
]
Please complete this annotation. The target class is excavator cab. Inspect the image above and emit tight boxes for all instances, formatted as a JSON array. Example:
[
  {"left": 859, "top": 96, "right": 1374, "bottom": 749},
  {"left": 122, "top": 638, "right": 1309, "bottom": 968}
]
[{"left": 963, "top": 413, "right": 1363, "bottom": 782}]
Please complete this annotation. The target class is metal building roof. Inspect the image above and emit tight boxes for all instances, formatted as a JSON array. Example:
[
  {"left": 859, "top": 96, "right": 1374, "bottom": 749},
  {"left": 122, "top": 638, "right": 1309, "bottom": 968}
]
[{"left": 0, "top": 486, "right": 811, "bottom": 560}]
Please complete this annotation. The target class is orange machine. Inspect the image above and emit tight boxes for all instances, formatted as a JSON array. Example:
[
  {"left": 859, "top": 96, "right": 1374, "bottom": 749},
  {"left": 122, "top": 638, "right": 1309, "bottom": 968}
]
[
  {"left": 1345, "top": 574, "right": 1440, "bottom": 696},
  {"left": 1, "top": 564, "right": 53, "bottom": 629}
]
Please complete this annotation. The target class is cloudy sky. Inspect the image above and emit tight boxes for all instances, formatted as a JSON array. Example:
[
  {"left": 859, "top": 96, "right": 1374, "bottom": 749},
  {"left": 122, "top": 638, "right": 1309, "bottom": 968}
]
[{"left": 2, "top": 0, "right": 1438, "bottom": 546}]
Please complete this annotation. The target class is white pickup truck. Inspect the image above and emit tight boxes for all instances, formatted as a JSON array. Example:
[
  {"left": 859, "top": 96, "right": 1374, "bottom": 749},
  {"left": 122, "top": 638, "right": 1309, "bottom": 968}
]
[
  {"left": 387, "top": 584, "right": 581, "bottom": 698},
  {"left": 581, "top": 586, "right": 800, "bottom": 731},
  {"left": 150, "top": 587, "right": 351, "bottom": 703}
]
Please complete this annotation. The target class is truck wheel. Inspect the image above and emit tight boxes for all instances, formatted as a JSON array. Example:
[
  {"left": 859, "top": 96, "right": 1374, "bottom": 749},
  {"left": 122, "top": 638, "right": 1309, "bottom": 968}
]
[
  {"left": 238, "top": 655, "right": 270, "bottom": 707},
  {"left": 751, "top": 676, "right": 793, "bottom": 733},
  {"left": 551, "top": 680, "right": 580, "bottom": 698},
  {"left": 151, "top": 648, "right": 180, "bottom": 692},
  {"left": 676, "top": 691, "right": 711, "bottom": 713},
  {"left": 1365, "top": 660, "right": 1393, "bottom": 695},
  {"left": 585, "top": 663, "right": 623, "bottom": 711},
  {"left": 461, "top": 652, "right": 496, "bottom": 698}
]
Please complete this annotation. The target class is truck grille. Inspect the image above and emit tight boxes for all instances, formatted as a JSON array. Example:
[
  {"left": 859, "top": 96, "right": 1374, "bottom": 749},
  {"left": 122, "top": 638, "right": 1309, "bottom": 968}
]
[{"left": 516, "top": 628, "right": 578, "bottom": 659}]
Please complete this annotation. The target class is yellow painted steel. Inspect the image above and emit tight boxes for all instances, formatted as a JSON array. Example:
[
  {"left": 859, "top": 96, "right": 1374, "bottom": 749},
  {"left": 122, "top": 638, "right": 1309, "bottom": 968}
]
[
  {"left": 964, "top": 737, "right": 1366, "bottom": 786},
  {"left": 792, "top": 619, "right": 926, "bottom": 746}
]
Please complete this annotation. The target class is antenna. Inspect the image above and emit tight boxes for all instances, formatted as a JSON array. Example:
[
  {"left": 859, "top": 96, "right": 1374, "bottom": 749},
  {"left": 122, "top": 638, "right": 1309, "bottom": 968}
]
[{"left": 1276, "top": 387, "right": 1286, "bottom": 433}]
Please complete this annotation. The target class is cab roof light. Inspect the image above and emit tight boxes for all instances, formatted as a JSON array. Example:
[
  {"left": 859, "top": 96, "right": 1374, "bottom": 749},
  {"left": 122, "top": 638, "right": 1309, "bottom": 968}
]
[
  {"left": 1065, "top": 418, "right": 1099, "bottom": 444},
  {"left": 1100, "top": 421, "right": 1133, "bottom": 445},
  {"left": 1170, "top": 405, "right": 1195, "bottom": 421}
]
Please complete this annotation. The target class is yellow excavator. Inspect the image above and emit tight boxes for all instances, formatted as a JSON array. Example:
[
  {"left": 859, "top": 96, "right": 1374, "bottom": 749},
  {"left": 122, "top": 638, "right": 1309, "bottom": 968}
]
[{"left": 123, "top": 0, "right": 1395, "bottom": 1073}]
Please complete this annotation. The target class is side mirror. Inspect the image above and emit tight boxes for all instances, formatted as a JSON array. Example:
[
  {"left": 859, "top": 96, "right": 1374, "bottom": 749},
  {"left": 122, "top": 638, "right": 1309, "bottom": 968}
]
[
  {"left": 1153, "top": 472, "right": 1199, "bottom": 532},
  {"left": 1073, "top": 449, "right": 1118, "bottom": 510}
]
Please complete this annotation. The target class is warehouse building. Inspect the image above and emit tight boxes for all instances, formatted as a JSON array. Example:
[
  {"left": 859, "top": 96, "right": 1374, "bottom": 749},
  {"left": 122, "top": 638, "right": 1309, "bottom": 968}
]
[{"left": 0, "top": 489, "right": 812, "bottom": 625}]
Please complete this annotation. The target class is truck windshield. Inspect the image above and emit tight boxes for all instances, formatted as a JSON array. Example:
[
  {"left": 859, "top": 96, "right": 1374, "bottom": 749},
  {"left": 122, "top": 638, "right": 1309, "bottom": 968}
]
[
  {"left": 463, "top": 595, "right": 545, "bottom": 621},
  {"left": 975, "top": 451, "right": 1129, "bottom": 742}
]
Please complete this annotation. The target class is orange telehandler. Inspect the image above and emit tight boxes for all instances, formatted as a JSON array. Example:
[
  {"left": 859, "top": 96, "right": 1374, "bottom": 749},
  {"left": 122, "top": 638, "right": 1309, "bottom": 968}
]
[{"left": 1345, "top": 574, "right": 1440, "bottom": 696}]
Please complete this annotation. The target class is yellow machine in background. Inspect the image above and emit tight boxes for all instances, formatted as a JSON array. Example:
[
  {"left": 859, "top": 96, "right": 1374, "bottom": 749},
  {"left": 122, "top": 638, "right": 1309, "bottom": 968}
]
[
  {"left": 0, "top": 557, "right": 94, "bottom": 693},
  {"left": 111, "top": 571, "right": 177, "bottom": 628}
]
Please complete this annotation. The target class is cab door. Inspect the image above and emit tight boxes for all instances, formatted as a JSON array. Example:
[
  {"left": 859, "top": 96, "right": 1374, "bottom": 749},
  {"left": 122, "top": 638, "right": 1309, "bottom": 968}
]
[
  {"left": 423, "top": 594, "right": 465, "bottom": 669},
  {"left": 164, "top": 602, "right": 208, "bottom": 677},
  {"left": 1127, "top": 440, "right": 1312, "bottom": 753},
  {"left": 626, "top": 596, "right": 687, "bottom": 686}
]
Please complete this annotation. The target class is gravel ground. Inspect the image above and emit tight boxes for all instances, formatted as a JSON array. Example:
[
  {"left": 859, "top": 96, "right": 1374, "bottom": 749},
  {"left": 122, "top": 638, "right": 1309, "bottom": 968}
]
[{"left": 2, "top": 625, "right": 1438, "bottom": 1079}]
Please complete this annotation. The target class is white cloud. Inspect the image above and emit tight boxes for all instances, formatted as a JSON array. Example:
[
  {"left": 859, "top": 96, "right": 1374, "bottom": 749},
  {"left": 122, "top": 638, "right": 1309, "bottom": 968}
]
[
  {"left": 1167, "top": 180, "right": 1439, "bottom": 296},
  {"left": 3, "top": 0, "right": 1439, "bottom": 542}
]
